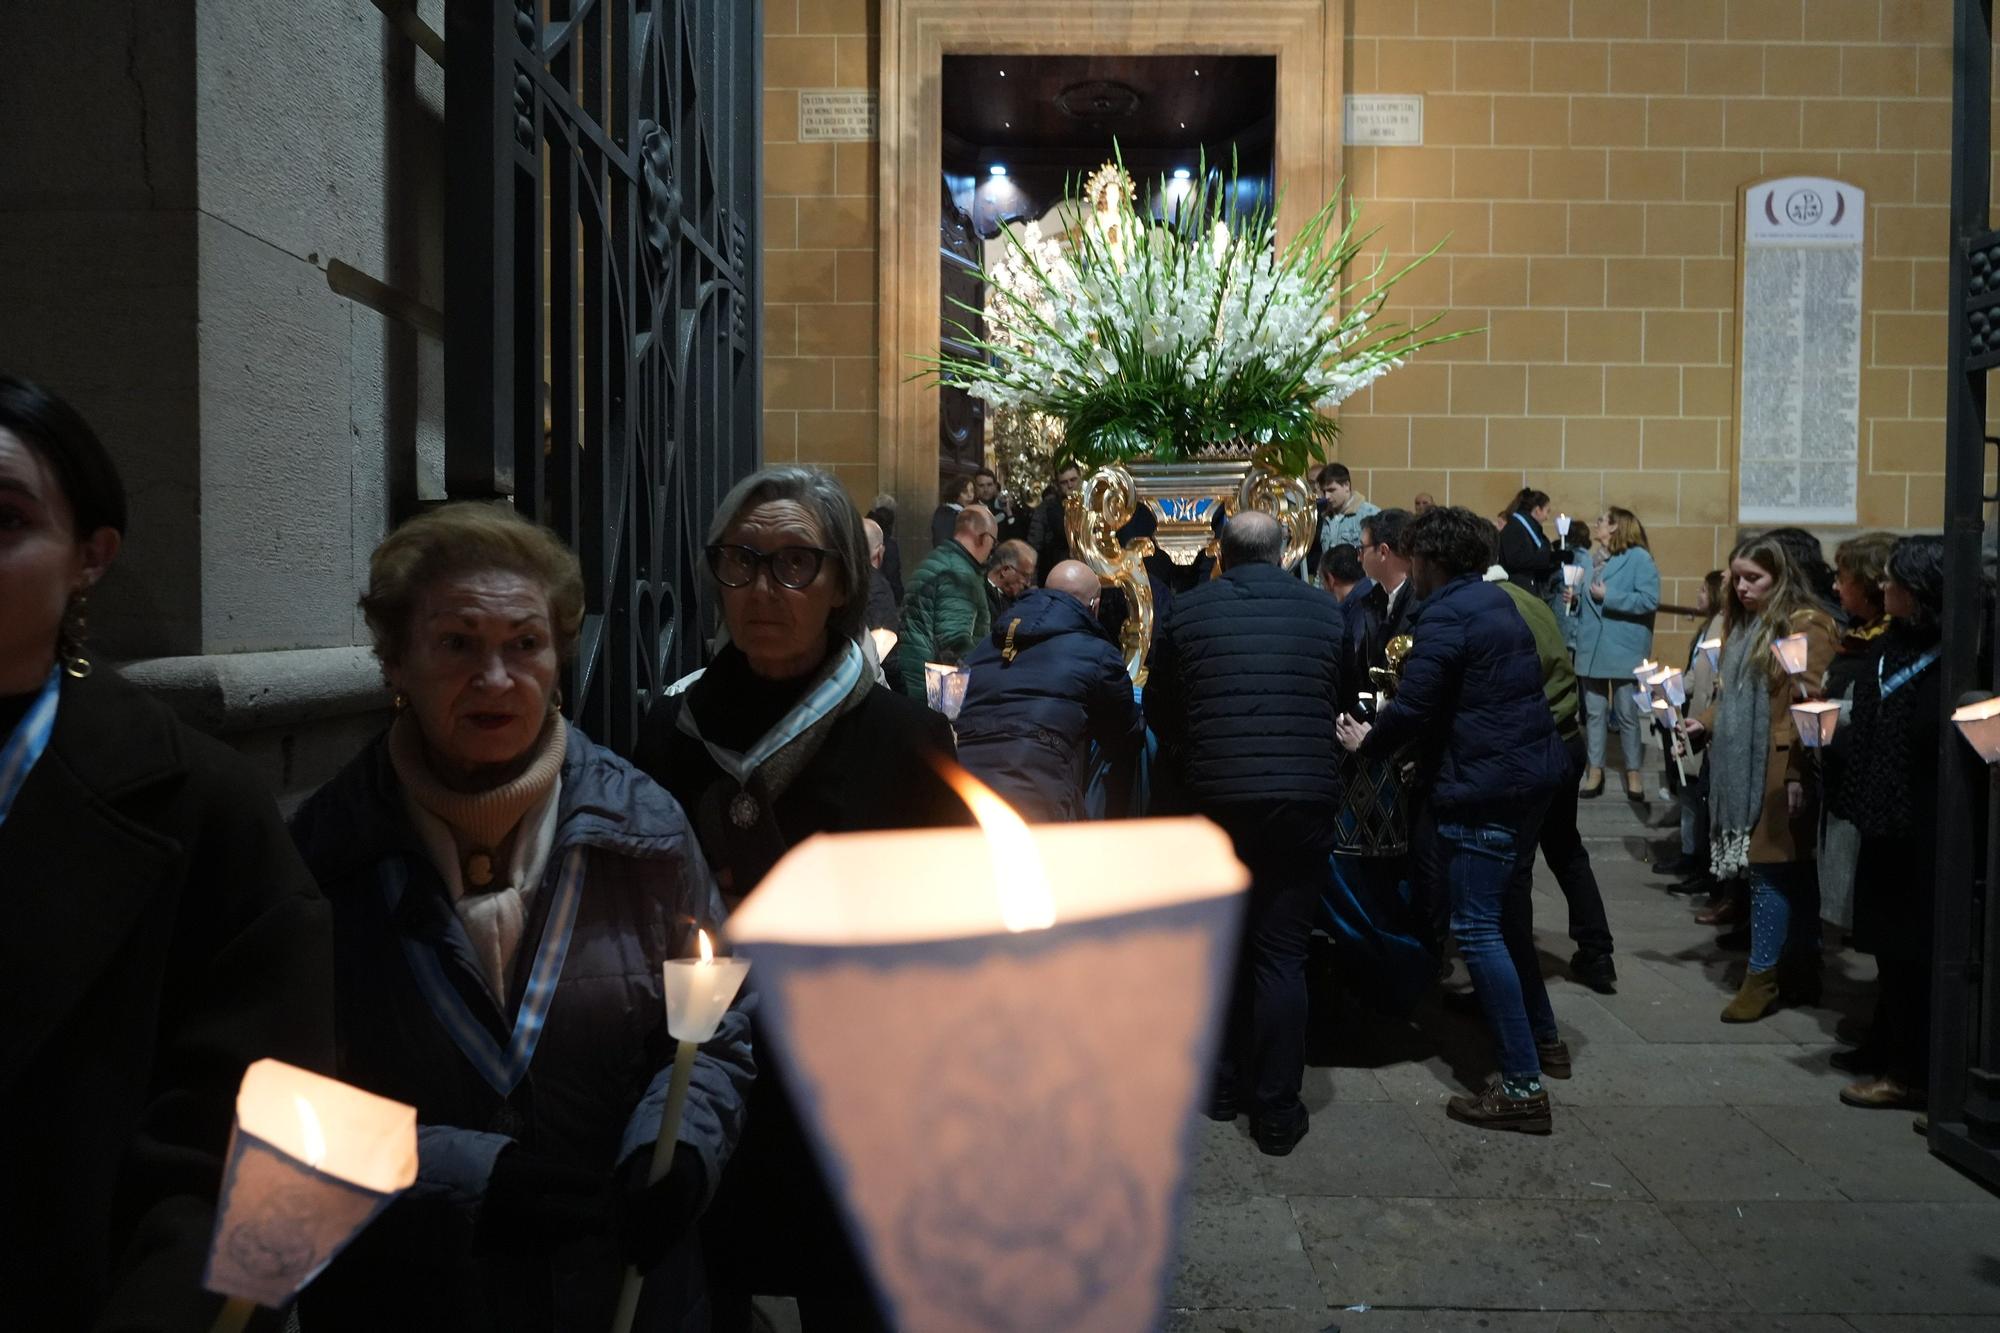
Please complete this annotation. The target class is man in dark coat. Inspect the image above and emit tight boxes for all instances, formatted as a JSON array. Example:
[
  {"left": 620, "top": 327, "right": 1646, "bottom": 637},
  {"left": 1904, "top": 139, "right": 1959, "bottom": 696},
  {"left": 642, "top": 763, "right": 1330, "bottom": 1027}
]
[
  {"left": 956, "top": 560, "right": 1143, "bottom": 821},
  {"left": 1144, "top": 510, "right": 1345, "bottom": 1156},
  {"left": 863, "top": 516, "right": 898, "bottom": 632},
  {"left": 1, "top": 668, "right": 334, "bottom": 1332},
  {"left": 1026, "top": 463, "right": 1083, "bottom": 585},
  {"left": 1340, "top": 505, "right": 1570, "bottom": 1136}
]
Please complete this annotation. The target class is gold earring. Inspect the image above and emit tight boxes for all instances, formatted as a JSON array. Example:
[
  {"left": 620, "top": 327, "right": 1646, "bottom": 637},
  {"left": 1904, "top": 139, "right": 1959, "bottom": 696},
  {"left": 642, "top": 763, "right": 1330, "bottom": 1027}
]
[
  {"left": 59, "top": 591, "right": 93, "bottom": 679},
  {"left": 550, "top": 686, "right": 564, "bottom": 712},
  {"left": 392, "top": 690, "right": 409, "bottom": 711}
]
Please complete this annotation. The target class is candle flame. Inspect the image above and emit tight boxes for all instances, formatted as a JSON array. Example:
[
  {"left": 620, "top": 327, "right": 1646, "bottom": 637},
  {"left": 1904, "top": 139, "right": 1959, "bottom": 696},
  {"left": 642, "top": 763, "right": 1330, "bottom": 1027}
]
[
  {"left": 295, "top": 1094, "right": 327, "bottom": 1169},
  {"left": 941, "top": 765, "right": 1056, "bottom": 933},
  {"left": 698, "top": 928, "right": 714, "bottom": 965}
]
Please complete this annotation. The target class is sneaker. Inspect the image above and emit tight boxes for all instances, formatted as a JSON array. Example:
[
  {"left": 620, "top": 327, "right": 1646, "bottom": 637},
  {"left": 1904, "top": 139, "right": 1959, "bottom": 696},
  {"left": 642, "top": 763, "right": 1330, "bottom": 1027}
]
[
  {"left": 1252, "top": 1105, "right": 1309, "bottom": 1156},
  {"left": 1537, "top": 1038, "right": 1573, "bottom": 1079},
  {"left": 1569, "top": 949, "right": 1618, "bottom": 994},
  {"left": 1446, "top": 1081, "right": 1552, "bottom": 1136}
]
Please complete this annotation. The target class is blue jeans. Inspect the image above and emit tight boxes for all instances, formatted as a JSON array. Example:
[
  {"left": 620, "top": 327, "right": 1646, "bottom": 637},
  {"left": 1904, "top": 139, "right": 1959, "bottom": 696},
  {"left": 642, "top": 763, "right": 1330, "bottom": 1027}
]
[
  {"left": 1583, "top": 679, "right": 1646, "bottom": 772},
  {"left": 1439, "top": 798, "right": 1558, "bottom": 1081},
  {"left": 1748, "top": 861, "right": 1819, "bottom": 971}
]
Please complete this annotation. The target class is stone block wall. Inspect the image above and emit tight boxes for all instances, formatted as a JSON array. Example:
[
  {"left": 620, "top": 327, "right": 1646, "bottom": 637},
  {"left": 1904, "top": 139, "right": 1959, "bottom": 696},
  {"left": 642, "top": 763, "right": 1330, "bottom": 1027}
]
[
  {"left": 766, "top": 0, "right": 1981, "bottom": 660},
  {"left": 1341, "top": 0, "right": 1970, "bottom": 652}
]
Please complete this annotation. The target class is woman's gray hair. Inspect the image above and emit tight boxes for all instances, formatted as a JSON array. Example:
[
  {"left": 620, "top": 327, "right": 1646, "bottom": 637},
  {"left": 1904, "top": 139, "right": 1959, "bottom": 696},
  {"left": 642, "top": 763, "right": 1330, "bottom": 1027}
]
[{"left": 707, "top": 464, "right": 870, "bottom": 644}]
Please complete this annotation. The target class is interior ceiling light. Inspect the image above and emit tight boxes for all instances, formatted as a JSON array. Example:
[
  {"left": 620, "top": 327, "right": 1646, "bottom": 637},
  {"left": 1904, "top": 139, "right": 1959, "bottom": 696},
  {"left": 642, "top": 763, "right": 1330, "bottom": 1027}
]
[
  {"left": 1172, "top": 167, "right": 1192, "bottom": 180},
  {"left": 989, "top": 163, "right": 1008, "bottom": 176}
]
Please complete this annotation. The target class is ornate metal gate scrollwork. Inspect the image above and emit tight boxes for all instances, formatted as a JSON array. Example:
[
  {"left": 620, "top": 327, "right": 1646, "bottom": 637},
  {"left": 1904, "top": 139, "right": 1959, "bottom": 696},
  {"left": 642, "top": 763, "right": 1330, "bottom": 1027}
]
[{"left": 445, "top": 0, "right": 761, "bottom": 755}]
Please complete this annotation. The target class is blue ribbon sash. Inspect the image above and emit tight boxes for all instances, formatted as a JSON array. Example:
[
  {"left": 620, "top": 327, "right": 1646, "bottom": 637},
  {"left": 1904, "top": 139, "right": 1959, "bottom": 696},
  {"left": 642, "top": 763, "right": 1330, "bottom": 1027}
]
[
  {"left": 0, "top": 666, "right": 61, "bottom": 829},
  {"left": 385, "top": 846, "right": 588, "bottom": 1096}
]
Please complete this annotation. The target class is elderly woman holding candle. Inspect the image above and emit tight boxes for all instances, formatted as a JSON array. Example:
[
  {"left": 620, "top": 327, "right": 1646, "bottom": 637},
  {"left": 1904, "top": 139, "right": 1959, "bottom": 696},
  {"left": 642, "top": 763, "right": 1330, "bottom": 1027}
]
[
  {"left": 290, "top": 502, "right": 751, "bottom": 1331},
  {"left": 1683, "top": 533, "right": 1838, "bottom": 1023},
  {"left": 638, "top": 464, "right": 967, "bottom": 1331},
  {"left": 1828, "top": 535, "right": 1946, "bottom": 1108},
  {"left": 1571, "top": 506, "right": 1660, "bottom": 800},
  {"left": 0, "top": 377, "right": 334, "bottom": 1329}
]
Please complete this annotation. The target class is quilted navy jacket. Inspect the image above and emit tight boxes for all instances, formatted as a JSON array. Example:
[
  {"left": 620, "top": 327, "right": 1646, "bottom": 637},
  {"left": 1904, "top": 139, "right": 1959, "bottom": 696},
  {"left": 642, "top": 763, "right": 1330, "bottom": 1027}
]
[
  {"left": 1143, "top": 561, "right": 1347, "bottom": 813},
  {"left": 1362, "top": 573, "right": 1568, "bottom": 815},
  {"left": 955, "top": 587, "right": 1143, "bottom": 821},
  {"left": 288, "top": 726, "right": 752, "bottom": 1330}
]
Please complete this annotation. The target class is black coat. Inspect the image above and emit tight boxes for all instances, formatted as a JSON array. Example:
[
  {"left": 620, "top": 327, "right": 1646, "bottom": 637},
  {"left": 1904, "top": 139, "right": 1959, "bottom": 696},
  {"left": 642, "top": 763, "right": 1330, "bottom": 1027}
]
[
  {"left": 1143, "top": 562, "right": 1347, "bottom": 835},
  {"left": 636, "top": 650, "right": 969, "bottom": 1319},
  {"left": 0, "top": 670, "right": 333, "bottom": 1333},
  {"left": 956, "top": 588, "right": 1143, "bottom": 821},
  {"left": 865, "top": 566, "right": 899, "bottom": 632},
  {"left": 1497, "top": 513, "right": 1562, "bottom": 597},
  {"left": 1362, "top": 574, "right": 1568, "bottom": 815}
]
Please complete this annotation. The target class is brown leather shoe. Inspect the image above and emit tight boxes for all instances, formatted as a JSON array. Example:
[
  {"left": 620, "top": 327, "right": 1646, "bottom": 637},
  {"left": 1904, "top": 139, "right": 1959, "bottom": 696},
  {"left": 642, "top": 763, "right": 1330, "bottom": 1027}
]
[
  {"left": 1446, "top": 1082, "right": 1552, "bottom": 1135},
  {"left": 1696, "top": 895, "right": 1746, "bottom": 927},
  {"left": 1537, "top": 1038, "right": 1573, "bottom": 1079},
  {"left": 1840, "top": 1076, "right": 1925, "bottom": 1110},
  {"left": 1721, "top": 967, "right": 1781, "bottom": 1023}
]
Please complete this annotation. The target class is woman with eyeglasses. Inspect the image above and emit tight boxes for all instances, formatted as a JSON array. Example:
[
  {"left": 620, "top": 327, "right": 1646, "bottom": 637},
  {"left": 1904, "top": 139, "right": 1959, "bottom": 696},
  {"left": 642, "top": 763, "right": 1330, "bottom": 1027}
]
[{"left": 637, "top": 464, "right": 966, "bottom": 1331}]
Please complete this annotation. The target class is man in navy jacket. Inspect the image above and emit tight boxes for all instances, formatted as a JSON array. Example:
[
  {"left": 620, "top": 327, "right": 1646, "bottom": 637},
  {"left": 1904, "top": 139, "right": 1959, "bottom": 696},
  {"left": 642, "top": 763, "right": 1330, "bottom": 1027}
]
[
  {"left": 1339, "top": 505, "right": 1570, "bottom": 1137},
  {"left": 1146, "top": 510, "right": 1345, "bottom": 1156},
  {"left": 956, "top": 561, "right": 1142, "bottom": 821}
]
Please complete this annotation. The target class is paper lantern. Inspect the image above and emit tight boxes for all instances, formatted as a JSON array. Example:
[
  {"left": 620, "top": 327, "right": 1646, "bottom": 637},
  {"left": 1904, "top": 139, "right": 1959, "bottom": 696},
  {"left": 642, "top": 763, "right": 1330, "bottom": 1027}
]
[
  {"left": 1698, "top": 637, "right": 1722, "bottom": 670},
  {"left": 1560, "top": 563, "right": 1586, "bottom": 590},
  {"left": 1657, "top": 668, "right": 1687, "bottom": 709},
  {"left": 1789, "top": 700, "right": 1841, "bottom": 750},
  {"left": 869, "top": 627, "right": 899, "bottom": 662},
  {"left": 1555, "top": 513, "right": 1571, "bottom": 539},
  {"left": 204, "top": 1061, "right": 417, "bottom": 1311},
  {"left": 1771, "top": 634, "right": 1810, "bottom": 678},
  {"left": 924, "top": 662, "right": 971, "bottom": 720},
  {"left": 1952, "top": 696, "right": 2000, "bottom": 762},
  {"left": 729, "top": 772, "right": 1250, "bottom": 1333}
]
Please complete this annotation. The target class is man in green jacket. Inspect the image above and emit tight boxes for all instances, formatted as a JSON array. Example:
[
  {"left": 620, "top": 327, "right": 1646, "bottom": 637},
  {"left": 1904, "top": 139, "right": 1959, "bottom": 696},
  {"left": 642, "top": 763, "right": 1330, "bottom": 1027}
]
[
  {"left": 898, "top": 503, "right": 998, "bottom": 696},
  {"left": 1487, "top": 565, "right": 1618, "bottom": 995}
]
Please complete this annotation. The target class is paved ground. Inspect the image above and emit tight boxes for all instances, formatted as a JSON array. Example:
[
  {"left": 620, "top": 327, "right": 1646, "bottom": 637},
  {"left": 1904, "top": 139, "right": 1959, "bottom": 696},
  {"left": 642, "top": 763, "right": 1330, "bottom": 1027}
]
[{"left": 1168, "top": 786, "right": 2000, "bottom": 1332}]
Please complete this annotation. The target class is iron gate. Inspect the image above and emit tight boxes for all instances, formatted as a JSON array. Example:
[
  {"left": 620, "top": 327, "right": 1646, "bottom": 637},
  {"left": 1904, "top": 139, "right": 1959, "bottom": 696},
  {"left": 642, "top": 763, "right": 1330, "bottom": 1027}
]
[
  {"left": 444, "top": 0, "right": 761, "bottom": 754},
  {"left": 1933, "top": 0, "right": 2000, "bottom": 1193}
]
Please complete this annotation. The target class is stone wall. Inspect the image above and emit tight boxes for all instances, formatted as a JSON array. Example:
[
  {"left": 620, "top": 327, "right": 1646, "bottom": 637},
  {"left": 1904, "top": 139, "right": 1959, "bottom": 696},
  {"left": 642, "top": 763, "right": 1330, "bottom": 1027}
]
[
  {"left": 766, "top": 0, "right": 1978, "bottom": 658},
  {"left": 1, "top": 0, "right": 447, "bottom": 803}
]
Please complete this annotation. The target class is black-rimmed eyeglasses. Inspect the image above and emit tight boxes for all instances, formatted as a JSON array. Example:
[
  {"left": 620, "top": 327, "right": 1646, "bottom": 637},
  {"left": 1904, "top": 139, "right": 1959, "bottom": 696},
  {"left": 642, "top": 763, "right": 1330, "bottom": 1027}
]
[{"left": 706, "top": 543, "right": 838, "bottom": 590}]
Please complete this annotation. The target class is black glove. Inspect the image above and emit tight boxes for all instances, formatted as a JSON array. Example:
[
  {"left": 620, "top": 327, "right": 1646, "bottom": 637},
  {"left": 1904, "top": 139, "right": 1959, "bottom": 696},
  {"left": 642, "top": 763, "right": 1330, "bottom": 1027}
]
[
  {"left": 480, "top": 1147, "right": 615, "bottom": 1252},
  {"left": 618, "top": 1143, "right": 709, "bottom": 1271}
]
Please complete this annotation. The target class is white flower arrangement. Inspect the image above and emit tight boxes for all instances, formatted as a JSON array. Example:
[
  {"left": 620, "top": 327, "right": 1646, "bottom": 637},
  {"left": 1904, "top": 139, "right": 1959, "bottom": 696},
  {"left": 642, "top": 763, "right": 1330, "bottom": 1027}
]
[{"left": 919, "top": 154, "right": 1463, "bottom": 477}]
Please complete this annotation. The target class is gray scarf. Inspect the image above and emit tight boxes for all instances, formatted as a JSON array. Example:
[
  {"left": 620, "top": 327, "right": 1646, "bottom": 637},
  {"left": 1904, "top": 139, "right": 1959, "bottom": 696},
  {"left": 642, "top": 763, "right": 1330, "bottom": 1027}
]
[{"left": 1708, "top": 630, "right": 1771, "bottom": 880}]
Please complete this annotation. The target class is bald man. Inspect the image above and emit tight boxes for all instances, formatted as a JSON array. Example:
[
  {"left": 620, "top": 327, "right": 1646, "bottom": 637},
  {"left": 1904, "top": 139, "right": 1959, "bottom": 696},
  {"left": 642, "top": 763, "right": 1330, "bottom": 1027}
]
[
  {"left": 954, "top": 559, "right": 1142, "bottom": 822},
  {"left": 1144, "top": 507, "right": 1348, "bottom": 1157},
  {"left": 863, "top": 516, "right": 898, "bottom": 631}
]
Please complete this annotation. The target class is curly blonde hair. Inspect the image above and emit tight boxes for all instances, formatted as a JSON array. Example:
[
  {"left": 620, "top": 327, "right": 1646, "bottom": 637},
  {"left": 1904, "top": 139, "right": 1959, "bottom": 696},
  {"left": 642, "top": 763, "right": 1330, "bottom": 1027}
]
[{"left": 359, "top": 502, "right": 584, "bottom": 668}]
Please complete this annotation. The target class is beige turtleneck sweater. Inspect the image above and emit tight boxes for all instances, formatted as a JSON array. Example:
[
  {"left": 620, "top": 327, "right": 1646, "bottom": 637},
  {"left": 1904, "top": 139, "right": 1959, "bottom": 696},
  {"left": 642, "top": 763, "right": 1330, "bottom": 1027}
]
[{"left": 390, "top": 713, "right": 568, "bottom": 1002}]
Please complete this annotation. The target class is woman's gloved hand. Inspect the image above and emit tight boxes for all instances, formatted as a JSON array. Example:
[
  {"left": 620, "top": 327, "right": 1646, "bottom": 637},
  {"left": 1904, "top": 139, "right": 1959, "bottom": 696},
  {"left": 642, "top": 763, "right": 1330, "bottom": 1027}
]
[
  {"left": 480, "top": 1146, "right": 616, "bottom": 1252},
  {"left": 619, "top": 1143, "right": 709, "bottom": 1271}
]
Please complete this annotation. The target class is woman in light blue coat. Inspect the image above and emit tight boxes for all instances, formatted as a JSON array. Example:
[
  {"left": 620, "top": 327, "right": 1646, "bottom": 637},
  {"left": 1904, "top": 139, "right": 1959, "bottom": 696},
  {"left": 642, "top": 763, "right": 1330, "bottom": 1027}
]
[{"left": 1569, "top": 506, "right": 1660, "bottom": 799}]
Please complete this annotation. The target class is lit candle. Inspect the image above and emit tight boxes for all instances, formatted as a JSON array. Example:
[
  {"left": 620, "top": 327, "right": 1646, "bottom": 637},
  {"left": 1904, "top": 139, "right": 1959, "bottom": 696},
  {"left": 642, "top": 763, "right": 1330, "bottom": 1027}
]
[
  {"left": 868, "top": 627, "right": 898, "bottom": 662},
  {"left": 1789, "top": 700, "right": 1841, "bottom": 750},
  {"left": 729, "top": 769, "right": 1249, "bottom": 1332},
  {"left": 204, "top": 1061, "right": 416, "bottom": 1327},
  {"left": 1698, "top": 636, "right": 1722, "bottom": 671},
  {"left": 1560, "top": 563, "right": 1586, "bottom": 615},
  {"left": 1771, "top": 634, "right": 1811, "bottom": 697},
  {"left": 611, "top": 929, "right": 750, "bottom": 1333},
  {"left": 1650, "top": 697, "right": 1690, "bottom": 783},
  {"left": 1556, "top": 512, "right": 1571, "bottom": 539},
  {"left": 1952, "top": 696, "right": 2000, "bottom": 762}
]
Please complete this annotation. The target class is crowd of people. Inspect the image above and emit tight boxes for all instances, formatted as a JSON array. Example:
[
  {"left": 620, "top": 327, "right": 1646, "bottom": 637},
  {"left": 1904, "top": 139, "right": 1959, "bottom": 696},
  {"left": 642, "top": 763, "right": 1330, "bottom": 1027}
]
[{"left": 0, "top": 373, "right": 1961, "bottom": 1328}]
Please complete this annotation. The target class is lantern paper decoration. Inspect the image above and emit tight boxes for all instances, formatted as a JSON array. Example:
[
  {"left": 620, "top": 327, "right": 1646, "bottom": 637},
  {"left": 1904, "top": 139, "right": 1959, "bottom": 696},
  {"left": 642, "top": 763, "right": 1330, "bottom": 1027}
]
[
  {"left": 1698, "top": 637, "right": 1722, "bottom": 671},
  {"left": 1951, "top": 696, "right": 2000, "bottom": 762},
  {"left": 204, "top": 1060, "right": 417, "bottom": 1311},
  {"left": 1789, "top": 700, "right": 1841, "bottom": 750},
  {"left": 923, "top": 662, "right": 972, "bottom": 720},
  {"left": 728, "top": 773, "right": 1250, "bottom": 1333},
  {"left": 869, "top": 627, "right": 899, "bottom": 662},
  {"left": 1657, "top": 668, "right": 1688, "bottom": 710},
  {"left": 1556, "top": 513, "right": 1571, "bottom": 539},
  {"left": 1771, "top": 634, "right": 1810, "bottom": 677}
]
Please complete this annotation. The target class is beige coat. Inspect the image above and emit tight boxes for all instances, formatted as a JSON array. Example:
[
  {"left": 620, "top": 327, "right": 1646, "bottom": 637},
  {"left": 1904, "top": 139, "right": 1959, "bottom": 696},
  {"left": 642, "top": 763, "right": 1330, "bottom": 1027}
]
[{"left": 1699, "top": 607, "right": 1839, "bottom": 865}]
